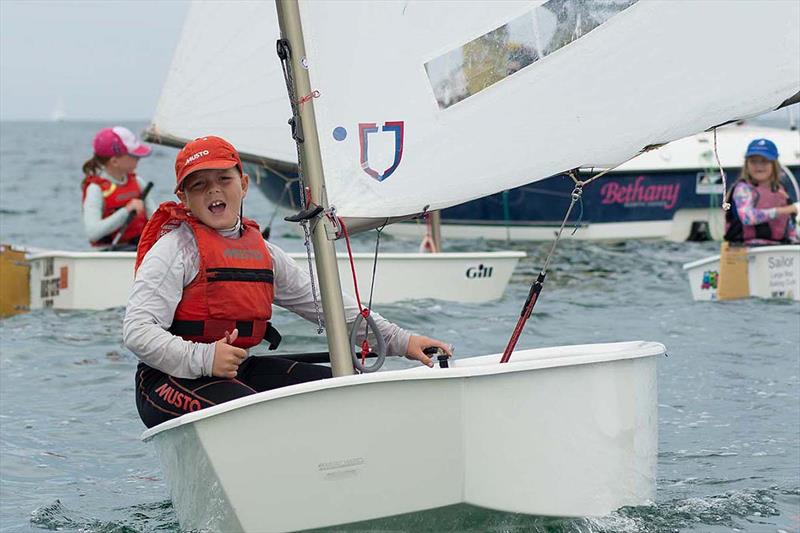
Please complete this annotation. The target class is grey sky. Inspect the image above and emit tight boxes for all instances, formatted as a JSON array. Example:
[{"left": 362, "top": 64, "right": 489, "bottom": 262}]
[
  {"left": 0, "top": 0, "right": 797, "bottom": 127},
  {"left": 0, "top": 0, "right": 190, "bottom": 121}
]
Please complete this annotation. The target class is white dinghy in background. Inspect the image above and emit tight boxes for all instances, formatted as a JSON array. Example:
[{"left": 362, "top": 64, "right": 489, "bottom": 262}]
[
  {"left": 141, "top": 0, "right": 799, "bottom": 531},
  {"left": 145, "top": 341, "right": 661, "bottom": 532},
  {"left": 682, "top": 244, "right": 800, "bottom": 302},
  {"left": 17, "top": 249, "right": 523, "bottom": 310}
]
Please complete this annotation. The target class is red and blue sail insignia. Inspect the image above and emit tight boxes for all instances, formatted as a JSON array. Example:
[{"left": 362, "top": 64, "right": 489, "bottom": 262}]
[{"left": 358, "top": 121, "right": 404, "bottom": 182}]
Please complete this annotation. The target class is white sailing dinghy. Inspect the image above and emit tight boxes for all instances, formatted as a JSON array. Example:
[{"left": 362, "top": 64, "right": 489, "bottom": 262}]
[
  {"left": 683, "top": 244, "right": 800, "bottom": 302},
  {"left": 143, "top": 0, "right": 523, "bottom": 304},
  {"left": 7, "top": 248, "right": 519, "bottom": 311},
  {"left": 141, "top": 1, "right": 799, "bottom": 531}
]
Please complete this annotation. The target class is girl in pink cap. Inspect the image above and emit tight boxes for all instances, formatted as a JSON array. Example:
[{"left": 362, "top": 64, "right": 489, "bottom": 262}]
[{"left": 81, "top": 126, "right": 156, "bottom": 250}]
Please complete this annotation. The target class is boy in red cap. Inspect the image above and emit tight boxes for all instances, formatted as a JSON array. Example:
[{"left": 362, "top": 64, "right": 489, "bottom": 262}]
[
  {"left": 124, "top": 135, "right": 451, "bottom": 428},
  {"left": 81, "top": 126, "right": 155, "bottom": 250}
]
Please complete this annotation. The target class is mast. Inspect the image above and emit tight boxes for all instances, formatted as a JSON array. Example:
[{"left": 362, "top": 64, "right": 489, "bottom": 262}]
[
  {"left": 430, "top": 211, "right": 442, "bottom": 252},
  {"left": 275, "top": 0, "right": 355, "bottom": 377}
]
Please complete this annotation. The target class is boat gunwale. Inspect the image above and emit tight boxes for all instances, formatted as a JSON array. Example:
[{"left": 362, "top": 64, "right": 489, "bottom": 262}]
[
  {"left": 24, "top": 250, "right": 527, "bottom": 261},
  {"left": 141, "top": 340, "right": 664, "bottom": 441}
]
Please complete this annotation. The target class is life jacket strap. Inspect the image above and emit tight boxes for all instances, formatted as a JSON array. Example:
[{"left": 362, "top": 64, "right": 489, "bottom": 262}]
[
  {"left": 170, "top": 319, "right": 280, "bottom": 347},
  {"left": 206, "top": 267, "right": 274, "bottom": 283},
  {"left": 265, "top": 323, "right": 282, "bottom": 350}
]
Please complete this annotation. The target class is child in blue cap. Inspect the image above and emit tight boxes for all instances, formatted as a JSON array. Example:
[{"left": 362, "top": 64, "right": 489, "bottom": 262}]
[{"left": 724, "top": 138, "right": 799, "bottom": 244}]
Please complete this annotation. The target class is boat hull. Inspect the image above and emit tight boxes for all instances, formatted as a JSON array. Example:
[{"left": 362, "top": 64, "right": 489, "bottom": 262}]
[
  {"left": 682, "top": 244, "right": 800, "bottom": 301},
  {"left": 21, "top": 249, "right": 524, "bottom": 310},
  {"left": 143, "top": 341, "right": 661, "bottom": 532}
]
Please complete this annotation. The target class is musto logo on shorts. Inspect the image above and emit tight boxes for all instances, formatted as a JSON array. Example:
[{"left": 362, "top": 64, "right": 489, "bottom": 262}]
[{"left": 155, "top": 383, "right": 201, "bottom": 412}]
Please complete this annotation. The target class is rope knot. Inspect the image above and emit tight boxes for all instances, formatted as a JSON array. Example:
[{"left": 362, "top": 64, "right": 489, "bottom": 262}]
[
  {"left": 360, "top": 308, "right": 370, "bottom": 318},
  {"left": 297, "top": 90, "right": 320, "bottom": 108},
  {"left": 360, "top": 340, "right": 371, "bottom": 366}
]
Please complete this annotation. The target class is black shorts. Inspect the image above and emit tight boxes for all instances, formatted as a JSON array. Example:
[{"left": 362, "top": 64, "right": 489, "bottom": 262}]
[{"left": 135, "top": 356, "right": 332, "bottom": 428}]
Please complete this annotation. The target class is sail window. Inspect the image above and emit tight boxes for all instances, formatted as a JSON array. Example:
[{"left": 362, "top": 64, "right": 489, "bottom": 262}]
[{"left": 425, "top": 0, "right": 638, "bottom": 109}]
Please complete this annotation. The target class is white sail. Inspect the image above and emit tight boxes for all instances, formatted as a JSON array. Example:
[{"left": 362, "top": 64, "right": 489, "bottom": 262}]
[
  {"left": 149, "top": 1, "right": 295, "bottom": 163},
  {"left": 297, "top": 0, "right": 799, "bottom": 217}
]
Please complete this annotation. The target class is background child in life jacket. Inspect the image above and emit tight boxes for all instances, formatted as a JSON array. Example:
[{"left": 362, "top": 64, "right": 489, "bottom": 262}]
[
  {"left": 123, "top": 135, "right": 452, "bottom": 429},
  {"left": 723, "top": 138, "right": 799, "bottom": 245},
  {"left": 81, "top": 126, "right": 156, "bottom": 250}
]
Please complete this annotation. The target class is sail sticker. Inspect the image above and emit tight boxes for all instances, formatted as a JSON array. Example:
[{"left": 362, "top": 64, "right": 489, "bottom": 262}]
[
  {"left": 332, "top": 126, "right": 347, "bottom": 141},
  {"left": 701, "top": 270, "right": 718, "bottom": 290},
  {"left": 425, "top": 0, "right": 638, "bottom": 109},
  {"left": 358, "top": 121, "right": 405, "bottom": 182}
]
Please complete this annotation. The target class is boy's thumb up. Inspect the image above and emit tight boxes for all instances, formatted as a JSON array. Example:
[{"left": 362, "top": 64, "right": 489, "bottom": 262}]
[{"left": 224, "top": 328, "right": 239, "bottom": 345}]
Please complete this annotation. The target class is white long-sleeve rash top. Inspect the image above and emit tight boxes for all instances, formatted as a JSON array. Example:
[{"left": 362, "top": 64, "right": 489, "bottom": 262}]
[
  {"left": 82, "top": 170, "right": 157, "bottom": 244},
  {"left": 123, "top": 222, "right": 411, "bottom": 378}
]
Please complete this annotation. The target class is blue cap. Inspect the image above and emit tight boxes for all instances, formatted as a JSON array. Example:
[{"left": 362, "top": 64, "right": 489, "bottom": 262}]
[{"left": 745, "top": 138, "right": 779, "bottom": 161}]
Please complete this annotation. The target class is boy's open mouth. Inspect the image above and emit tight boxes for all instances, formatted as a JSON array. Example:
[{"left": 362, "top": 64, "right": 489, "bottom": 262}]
[{"left": 209, "top": 200, "right": 226, "bottom": 214}]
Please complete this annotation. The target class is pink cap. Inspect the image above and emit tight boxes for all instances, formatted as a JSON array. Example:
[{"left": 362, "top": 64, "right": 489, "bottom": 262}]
[{"left": 92, "top": 127, "right": 152, "bottom": 158}]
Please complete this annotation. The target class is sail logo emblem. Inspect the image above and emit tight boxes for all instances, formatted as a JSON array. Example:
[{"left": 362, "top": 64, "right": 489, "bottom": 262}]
[{"left": 357, "top": 121, "right": 404, "bottom": 182}]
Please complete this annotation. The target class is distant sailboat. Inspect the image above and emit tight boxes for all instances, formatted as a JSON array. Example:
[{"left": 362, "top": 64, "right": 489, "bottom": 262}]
[{"left": 50, "top": 97, "right": 65, "bottom": 122}]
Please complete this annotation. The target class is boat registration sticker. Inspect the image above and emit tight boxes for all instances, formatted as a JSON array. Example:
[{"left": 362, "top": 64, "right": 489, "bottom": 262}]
[{"left": 59, "top": 266, "right": 68, "bottom": 290}]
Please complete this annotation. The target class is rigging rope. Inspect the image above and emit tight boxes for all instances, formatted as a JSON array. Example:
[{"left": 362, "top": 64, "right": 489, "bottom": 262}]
[
  {"left": 297, "top": 90, "right": 320, "bottom": 108},
  {"left": 712, "top": 127, "right": 731, "bottom": 211},
  {"left": 262, "top": 179, "right": 295, "bottom": 240},
  {"left": 499, "top": 162, "right": 640, "bottom": 362},
  {"left": 338, "top": 217, "right": 374, "bottom": 367},
  {"left": 277, "top": 39, "right": 324, "bottom": 334},
  {"left": 500, "top": 184, "right": 584, "bottom": 364},
  {"left": 367, "top": 224, "right": 386, "bottom": 311}
]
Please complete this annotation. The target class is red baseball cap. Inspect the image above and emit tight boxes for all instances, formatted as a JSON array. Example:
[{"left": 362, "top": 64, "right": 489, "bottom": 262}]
[
  {"left": 174, "top": 136, "right": 243, "bottom": 193},
  {"left": 93, "top": 127, "right": 152, "bottom": 158}
]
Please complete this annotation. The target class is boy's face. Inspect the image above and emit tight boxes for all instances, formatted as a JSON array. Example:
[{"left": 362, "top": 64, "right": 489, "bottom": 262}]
[{"left": 177, "top": 166, "right": 249, "bottom": 230}]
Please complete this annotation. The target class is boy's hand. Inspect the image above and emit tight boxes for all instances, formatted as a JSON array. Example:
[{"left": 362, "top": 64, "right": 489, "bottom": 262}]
[
  {"left": 404, "top": 335, "right": 452, "bottom": 368},
  {"left": 212, "top": 329, "right": 247, "bottom": 378}
]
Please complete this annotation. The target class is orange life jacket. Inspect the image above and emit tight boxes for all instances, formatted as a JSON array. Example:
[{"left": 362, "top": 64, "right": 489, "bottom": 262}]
[
  {"left": 81, "top": 173, "right": 147, "bottom": 247},
  {"left": 136, "top": 202, "right": 278, "bottom": 350}
]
